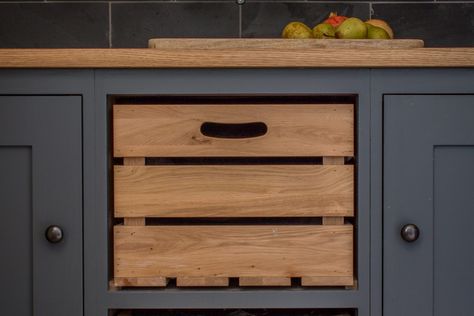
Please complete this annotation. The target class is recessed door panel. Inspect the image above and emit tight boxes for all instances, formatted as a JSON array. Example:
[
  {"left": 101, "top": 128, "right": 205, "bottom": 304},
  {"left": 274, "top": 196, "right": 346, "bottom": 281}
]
[
  {"left": 433, "top": 146, "right": 474, "bottom": 315},
  {"left": 0, "top": 147, "right": 32, "bottom": 315}
]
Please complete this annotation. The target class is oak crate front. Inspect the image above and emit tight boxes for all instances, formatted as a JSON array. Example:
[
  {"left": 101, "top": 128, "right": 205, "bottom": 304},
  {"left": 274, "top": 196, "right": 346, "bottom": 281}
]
[{"left": 111, "top": 101, "right": 355, "bottom": 288}]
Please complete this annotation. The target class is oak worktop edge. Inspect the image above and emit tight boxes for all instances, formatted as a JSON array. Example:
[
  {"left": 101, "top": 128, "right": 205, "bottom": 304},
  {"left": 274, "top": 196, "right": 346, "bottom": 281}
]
[{"left": 0, "top": 48, "right": 473, "bottom": 68}]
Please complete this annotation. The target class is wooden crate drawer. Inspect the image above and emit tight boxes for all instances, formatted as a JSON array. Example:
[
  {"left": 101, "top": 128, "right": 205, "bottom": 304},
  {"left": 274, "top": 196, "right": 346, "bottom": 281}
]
[
  {"left": 114, "top": 164, "right": 354, "bottom": 218},
  {"left": 114, "top": 225, "right": 353, "bottom": 287},
  {"left": 112, "top": 101, "right": 356, "bottom": 288},
  {"left": 113, "top": 104, "right": 354, "bottom": 157}
]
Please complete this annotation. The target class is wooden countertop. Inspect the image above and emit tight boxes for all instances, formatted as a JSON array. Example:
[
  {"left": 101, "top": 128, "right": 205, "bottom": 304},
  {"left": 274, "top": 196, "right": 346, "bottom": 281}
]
[{"left": 1, "top": 48, "right": 474, "bottom": 68}]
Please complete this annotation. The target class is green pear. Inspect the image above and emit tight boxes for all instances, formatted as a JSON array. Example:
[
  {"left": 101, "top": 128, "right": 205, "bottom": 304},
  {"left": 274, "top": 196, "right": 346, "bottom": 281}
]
[
  {"left": 282, "top": 22, "right": 313, "bottom": 39},
  {"left": 335, "top": 17, "right": 367, "bottom": 39},
  {"left": 366, "top": 24, "right": 390, "bottom": 39},
  {"left": 312, "top": 23, "right": 336, "bottom": 39}
]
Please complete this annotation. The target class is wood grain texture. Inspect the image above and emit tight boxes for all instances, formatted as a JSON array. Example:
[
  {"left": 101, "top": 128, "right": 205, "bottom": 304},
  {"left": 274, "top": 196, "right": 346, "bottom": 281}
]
[
  {"left": 114, "top": 225, "right": 353, "bottom": 283},
  {"left": 177, "top": 277, "right": 229, "bottom": 287},
  {"left": 1, "top": 48, "right": 473, "bottom": 68},
  {"left": 113, "top": 276, "right": 168, "bottom": 287},
  {"left": 149, "top": 38, "right": 425, "bottom": 50},
  {"left": 114, "top": 165, "right": 354, "bottom": 218},
  {"left": 322, "top": 156, "right": 347, "bottom": 225},
  {"left": 123, "top": 218, "right": 145, "bottom": 226},
  {"left": 122, "top": 157, "right": 146, "bottom": 226},
  {"left": 113, "top": 104, "right": 354, "bottom": 157},
  {"left": 323, "top": 156, "right": 345, "bottom": 165},
  {"left": 123, "top": 157, "right": 145, "bottom": 165},
  {"left": 239, "top": 277, "right": 291, "bottom": 286},
  {"left": 322, "top": 217, "right": 345, "bottom": 225},
  {"left": 301, "top": 276, "right": 354, "bottom": 286}
]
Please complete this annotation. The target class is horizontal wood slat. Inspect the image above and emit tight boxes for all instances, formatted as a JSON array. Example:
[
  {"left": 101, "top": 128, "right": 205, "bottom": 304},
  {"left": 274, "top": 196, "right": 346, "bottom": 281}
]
[
  {"left": 114, "top": 276, "right": 168, "bottom": 287},
  {"left": 113, "top": 104, "right": 354, "bottom": 157},
  {"left": 114, "top": 225, "right": 353, "bottom": 285},
  {"left": 239, "top": 277, "right": 291, "bottom": 286},
  {"left": 114, "top": 165, "right": 354, "bottom": 218},
  {"left": 123, "top": 217, "right": 145, "bottom": 226},
  {"left": 322, "top": 216, "right": 345, "bottom": 225},
  {"left": 176, "top": 277, "right": 229, "bottom": 287},
  {"left": 301, "top": 276, "right": 354, "bottom": 286}
]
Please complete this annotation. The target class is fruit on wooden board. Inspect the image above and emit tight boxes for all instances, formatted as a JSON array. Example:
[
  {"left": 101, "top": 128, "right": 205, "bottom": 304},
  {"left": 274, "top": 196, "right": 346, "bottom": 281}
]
[
  {"left": 281, "top": 22, "right": 313, "bottom": 39},
  {"left": 324, "top": 12, "right": 348, "bottom": 28},
  {"left": 281, "top": 15, "right": 394, "bottom": 40},
  {"left": 313, "top": 23, "right": 336, "bottom": 39},
  {"left": 365, "top": 19, "right": 394, "bottom": 39},
  {"left": 335, "top": 18, "right": 368, "bottom": 39},
  {"left": 366, "top": 23, "right": 390, "bottom": 39}
]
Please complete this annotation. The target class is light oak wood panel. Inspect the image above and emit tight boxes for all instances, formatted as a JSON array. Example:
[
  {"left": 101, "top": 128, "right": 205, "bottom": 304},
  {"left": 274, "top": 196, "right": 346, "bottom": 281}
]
[
  {"left": 1, "top": 48, "right": 473, "bottom": 68},
  {"left": 113, "top": 276, "right": 168, "bottom": 287},
  {"left": 322, "top": 217, "right": 345, "bottom": 225},
  {"left": 113, "top": 104, "right": 354, "bottom": 157},
  {"left": 123, "top": 218, "right": 145, "bottom": 226},
  {"left": 149, "top": 38, "right": 424, "bottom": 49},
  {"left": 322, "top": 156, "right": 347, "bottom": 224},
  {"left": 114, "top": 165, "right": 354, "bottom": 218},
  {"left": 114, "top": 225, "right": 353, "bottom": 284},
  {"left": 322, "top": 156, "right": 345, "bottom": 165},
  {"left": 176, "top": 277, "right": 229, "bottom": 287},
  {"left": 123, "top": 157, "right": 145, "bottom": 165},
  {"left": 301, "top": 276, "right": 354, "bottom": 286},
  {"left": 239, "top": 277, "right": 291, "bottom": 286},
  {"left": 122, "top": 157, "right": 146, "bottom": 226}
]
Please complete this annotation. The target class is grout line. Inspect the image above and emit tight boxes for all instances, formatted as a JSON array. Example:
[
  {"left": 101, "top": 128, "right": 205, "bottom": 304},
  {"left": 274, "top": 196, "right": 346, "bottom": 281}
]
[
  {"left": 109, "top": 2, "right": 112, "bottom": 48},
  {"left": 239, "top": 4, "right": 242, "bottom": 38},
  {"left": 3, "top": 0, "right": 474, "bottom": 2},
  {"left": 369, "top": 2, "right": 373, "bottom": 18},
  {"left": 367, "top": 1, "right": 469, "bottom": 3},
  {"left": 88, "top": 1, "right": 233, "bottom": 3},
  {"left": 3, "top": 1, "right": 472, "bottom": 3},
  {"left": 1, "top": 1, "right": 472, "bottom": 4}
]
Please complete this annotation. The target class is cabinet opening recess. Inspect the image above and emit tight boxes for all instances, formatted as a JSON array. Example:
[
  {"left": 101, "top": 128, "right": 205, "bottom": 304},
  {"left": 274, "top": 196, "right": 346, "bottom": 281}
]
[
  {"left": 108, "top": 309, "right": 356, "bottom": 316},
  {"left": 109, "top": 95, "right": 357, "bottom": 290}
]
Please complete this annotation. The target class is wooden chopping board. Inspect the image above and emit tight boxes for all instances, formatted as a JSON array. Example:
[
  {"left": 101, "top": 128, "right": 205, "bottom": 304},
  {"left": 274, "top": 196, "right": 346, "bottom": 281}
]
[{"left": 149, "top": 38, "right": 424, "bottom": 49}]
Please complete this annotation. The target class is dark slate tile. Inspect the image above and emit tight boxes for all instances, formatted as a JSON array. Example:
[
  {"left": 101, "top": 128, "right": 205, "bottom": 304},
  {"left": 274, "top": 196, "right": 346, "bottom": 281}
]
[
  {"left": 372, "top": 3, "right": 474, "bottom": 47},
  {"left": 0, "top": 3, "right": 108, "bottom": 48},
  {"left": 112, "top": 3, "right": 240, "bottom": 48},
  {"left": 242, "top": 2, "right": 370, "bottom": 38}
]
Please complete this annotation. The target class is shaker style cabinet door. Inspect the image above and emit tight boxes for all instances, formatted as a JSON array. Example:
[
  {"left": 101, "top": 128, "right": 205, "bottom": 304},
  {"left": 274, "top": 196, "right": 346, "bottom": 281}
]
[
  {"left": 0, "top": 97, "right": 82, "bottom": 316},
  {"left": 384, "top": 95, "right": 474, "bottom": 316}
]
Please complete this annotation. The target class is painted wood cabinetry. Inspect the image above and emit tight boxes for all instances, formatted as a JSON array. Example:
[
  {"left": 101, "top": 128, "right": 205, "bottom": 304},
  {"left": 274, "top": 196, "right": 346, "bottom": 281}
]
[{"left": 0, "top": 68, "right": 472, "bottom": 316}]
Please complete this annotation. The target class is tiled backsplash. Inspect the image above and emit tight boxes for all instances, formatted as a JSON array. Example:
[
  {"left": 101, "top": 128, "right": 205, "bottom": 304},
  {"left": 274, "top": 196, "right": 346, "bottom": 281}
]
[{"left": 0, "top": 1, "right": 473, "bottom": 48}]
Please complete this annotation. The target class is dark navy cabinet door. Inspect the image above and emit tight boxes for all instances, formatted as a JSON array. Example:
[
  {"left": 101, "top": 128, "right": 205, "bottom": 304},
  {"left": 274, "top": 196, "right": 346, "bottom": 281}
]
[
  {"left": 384, "top": 95, "right": 474, "bottom": 316},
  {"left": 0, "top": 97, "right": 82, "bottom": 316}
]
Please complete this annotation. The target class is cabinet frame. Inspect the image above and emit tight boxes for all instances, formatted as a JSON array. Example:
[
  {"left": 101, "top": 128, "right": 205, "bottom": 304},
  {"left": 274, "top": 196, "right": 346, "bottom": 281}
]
[
  {"left": 4, "top": 68, "right": 472, "bottom": 316},
  {"left": 0, "top": 70, "right": 95, "bottom": 316},
  {"left": 93, "top": 69, "right": 371, "bottom": 315},
  {"left": 369, "top": 68, "right": 474, "bottom": 316}
]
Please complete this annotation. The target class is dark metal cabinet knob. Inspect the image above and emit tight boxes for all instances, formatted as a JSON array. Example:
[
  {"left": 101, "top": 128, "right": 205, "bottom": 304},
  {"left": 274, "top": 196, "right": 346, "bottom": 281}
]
[
  {"left": 401, "top": 224, "right": 420, "bottom": 242},
  {"left": 45, "top": 225, "right": 64, "bottom": 243}
]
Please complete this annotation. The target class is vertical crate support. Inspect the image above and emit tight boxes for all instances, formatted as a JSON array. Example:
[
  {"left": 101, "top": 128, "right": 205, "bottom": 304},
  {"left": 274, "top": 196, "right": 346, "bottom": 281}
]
[
  {"left": 322, "top": 156, "right": 346, "bottom": 226},
  {"left": 123, "top": 157, "right": 146, "bottom": 226},
  {"left": 114, "top": 157, "right": 169, "bottom": 287},
  {"left": 301, "top": 156, "right": 353, "bottom": 287}
]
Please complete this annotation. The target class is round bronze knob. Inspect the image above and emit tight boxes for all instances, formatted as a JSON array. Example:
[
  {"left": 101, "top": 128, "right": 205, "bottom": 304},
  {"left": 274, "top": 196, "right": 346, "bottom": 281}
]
[
  {"left": 401, "top": 224, "right": 420, "bottom": 242},
  {"left": 45, "top": 225, "right": 63, "bottom": 243}
]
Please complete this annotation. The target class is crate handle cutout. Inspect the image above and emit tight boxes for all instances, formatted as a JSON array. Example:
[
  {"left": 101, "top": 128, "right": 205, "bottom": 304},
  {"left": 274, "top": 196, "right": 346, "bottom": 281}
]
[{"left": 200, "top": 122, "right": 267, "bottom": 139}]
